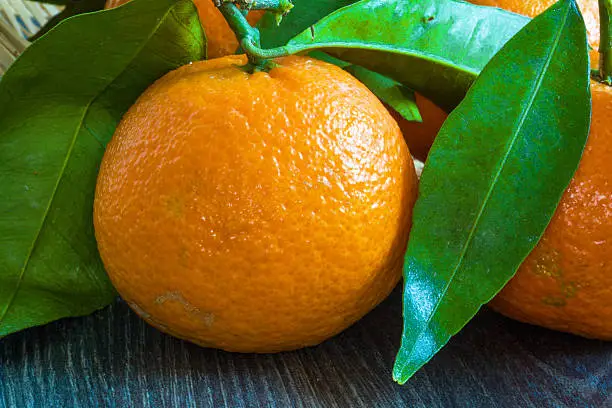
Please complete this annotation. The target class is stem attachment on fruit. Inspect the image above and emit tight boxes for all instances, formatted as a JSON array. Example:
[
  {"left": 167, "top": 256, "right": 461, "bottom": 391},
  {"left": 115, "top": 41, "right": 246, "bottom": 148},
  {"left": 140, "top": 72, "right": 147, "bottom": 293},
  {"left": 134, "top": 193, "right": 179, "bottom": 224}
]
[
  {"left": 596, "top": 0, "right": 612, "bottom": 84},
  {"left": 218, "top": 2, "right": 294, "bottom": 69}
]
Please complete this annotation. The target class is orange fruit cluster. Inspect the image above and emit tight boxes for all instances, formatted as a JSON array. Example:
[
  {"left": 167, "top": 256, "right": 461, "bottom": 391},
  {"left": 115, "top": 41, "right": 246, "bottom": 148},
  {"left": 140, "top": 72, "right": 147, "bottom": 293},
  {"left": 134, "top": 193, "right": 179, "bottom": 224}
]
[{"left": 102, "top": 0, "right": 610, "bottom": 342}]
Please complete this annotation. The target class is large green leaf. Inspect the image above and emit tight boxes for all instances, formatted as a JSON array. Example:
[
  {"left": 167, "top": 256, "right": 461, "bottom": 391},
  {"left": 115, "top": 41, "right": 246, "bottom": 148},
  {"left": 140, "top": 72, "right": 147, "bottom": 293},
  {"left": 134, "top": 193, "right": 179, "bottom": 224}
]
[
  {"left": 259, "top": 0, "right": 421, "bottom": 122},
  {"left": 393, "top": 0, "right": 591, "bottom": 384},
  {"left": 286, "top": 0, "right": 529, "bottom": 111},
  {"left": 0, "top": 0, "right": 205, "bottom": 336}
]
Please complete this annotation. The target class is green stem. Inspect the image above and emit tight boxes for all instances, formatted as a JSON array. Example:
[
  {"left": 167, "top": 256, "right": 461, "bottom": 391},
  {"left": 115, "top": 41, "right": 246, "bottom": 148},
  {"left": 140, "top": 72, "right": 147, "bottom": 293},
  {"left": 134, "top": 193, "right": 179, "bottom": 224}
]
[
  {"left": 599, "top": 0, "right": 612, "bottom": 84},
  {"left": 217, "top": 0, "right": 336, "bottom": 68},
  {"left": 218, "top": 2, "right": 296, "bottom": 68},
  {"left": 218, "top": 3, "right": 262, "bottom": 65},
  {"left": 240, "top": 38, "right": 295, "bottom": 60},
  {"left": 217, "top": 0, "right": 293, "bottom": 12}
]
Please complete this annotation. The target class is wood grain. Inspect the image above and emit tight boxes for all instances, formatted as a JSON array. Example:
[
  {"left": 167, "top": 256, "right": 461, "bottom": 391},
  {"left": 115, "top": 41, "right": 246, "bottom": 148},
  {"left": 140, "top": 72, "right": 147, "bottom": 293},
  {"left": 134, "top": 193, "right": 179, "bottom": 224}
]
[{"left": 0, "top": 287, "right": 610, "bottom": 407}]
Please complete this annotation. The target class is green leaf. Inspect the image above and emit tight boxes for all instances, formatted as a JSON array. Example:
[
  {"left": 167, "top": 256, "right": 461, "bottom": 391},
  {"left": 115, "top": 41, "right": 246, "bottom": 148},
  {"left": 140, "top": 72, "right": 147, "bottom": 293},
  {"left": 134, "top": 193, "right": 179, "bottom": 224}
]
[
  {"left": 308, "top": 51, "right": 421, "bottom": 122},
  {"left": 29, "top": 0, "right": 107, "bottom": 42},
  {"left": 0, "top": 0, "right": 205, "bottom": 336},
  {"left": 393, "top": 0, "right": 591, "bottom": 384},
  {"left": 257, "top": 0, "right": 359, "bottom": 49},
  {"left": 286, "top": 0, "right": 529, "bottom": 111},
  {"left": 27, "top": 0, "right": 73, "bottom": 4}
]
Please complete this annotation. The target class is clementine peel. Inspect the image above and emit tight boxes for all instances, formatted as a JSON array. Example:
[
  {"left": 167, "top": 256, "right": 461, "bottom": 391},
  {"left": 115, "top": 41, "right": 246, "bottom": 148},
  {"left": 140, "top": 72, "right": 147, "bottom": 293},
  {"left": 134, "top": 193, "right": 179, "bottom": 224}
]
[{"left": 94, "top": 55, "right": 418, "bottom": 352}]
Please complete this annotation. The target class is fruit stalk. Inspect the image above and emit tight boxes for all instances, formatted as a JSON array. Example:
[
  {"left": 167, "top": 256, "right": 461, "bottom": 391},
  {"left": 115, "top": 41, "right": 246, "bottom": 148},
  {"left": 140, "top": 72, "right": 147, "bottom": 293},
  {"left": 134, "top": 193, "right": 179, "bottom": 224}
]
[
  {"left": 599, "top": 0, "right": 612, "bottom": 84},
  {"left": 215, "top": 0, "right": 293, "bottom": 13},
  {"left": 218, "top": 1, "right": 294, "bottom": 68},
  {"left": 218, "top": 3, "right": 259, "bottom": 43},
  {"left": 218, "top": 2, "right": 262, "bottom": 65}
]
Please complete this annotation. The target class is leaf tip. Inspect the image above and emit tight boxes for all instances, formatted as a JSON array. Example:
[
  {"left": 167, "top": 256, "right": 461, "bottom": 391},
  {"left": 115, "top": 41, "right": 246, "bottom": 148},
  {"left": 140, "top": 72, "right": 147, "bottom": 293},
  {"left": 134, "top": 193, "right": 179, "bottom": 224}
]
[
  {"left": 392, "top": 347, "right": 414, "bottom": 385},
  {"left": 392, "top": 360, "right": 413, "bottom": 385}
]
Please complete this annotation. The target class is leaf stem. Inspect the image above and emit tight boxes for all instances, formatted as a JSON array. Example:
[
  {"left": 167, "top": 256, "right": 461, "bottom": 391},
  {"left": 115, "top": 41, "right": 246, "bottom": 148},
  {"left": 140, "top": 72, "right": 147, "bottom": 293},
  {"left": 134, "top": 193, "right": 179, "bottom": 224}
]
[{"left": 597, "top": 0, "right": 612, "bottom": 84}]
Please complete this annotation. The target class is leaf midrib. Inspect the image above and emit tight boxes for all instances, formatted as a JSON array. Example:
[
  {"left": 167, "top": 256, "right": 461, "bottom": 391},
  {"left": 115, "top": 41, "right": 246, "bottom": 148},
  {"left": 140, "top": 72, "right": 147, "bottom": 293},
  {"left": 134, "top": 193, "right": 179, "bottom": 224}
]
[
  {"left": 398, "top": 2, "right": 571, "bottom": 371},
  {"left": 0, "top": 4, "right": 179, "bottom": 325}
]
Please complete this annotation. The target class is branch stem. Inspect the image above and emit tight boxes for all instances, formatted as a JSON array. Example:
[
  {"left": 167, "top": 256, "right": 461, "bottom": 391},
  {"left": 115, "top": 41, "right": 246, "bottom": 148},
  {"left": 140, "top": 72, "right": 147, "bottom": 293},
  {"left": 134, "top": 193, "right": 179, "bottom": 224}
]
[
  {"left": 218, "top": 3, "right": 261, "bottom": 65},
  {"left": 217, "top": 0, "right": 293, "bottom": 12},
  {"left": 598, "top": 0, "right": 612, "bottom": 84}
]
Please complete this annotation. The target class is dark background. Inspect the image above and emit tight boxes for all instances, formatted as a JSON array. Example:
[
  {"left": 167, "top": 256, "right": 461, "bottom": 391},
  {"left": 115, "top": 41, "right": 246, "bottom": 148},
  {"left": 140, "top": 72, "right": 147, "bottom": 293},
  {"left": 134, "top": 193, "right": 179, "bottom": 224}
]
[{"left": 1, "top": 286, "right": 610, "bottom": 407}]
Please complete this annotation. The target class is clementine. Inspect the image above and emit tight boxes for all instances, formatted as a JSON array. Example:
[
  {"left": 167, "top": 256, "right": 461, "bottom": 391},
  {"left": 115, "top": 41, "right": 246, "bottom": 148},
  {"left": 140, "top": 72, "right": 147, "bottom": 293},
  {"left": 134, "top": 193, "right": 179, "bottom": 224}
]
[
  {"left": 105, "top": 0, "right": 263, "bottom": 59},
  {"left": 489, "top": 81, "right": 612, "bottom": 340},
  {"left": 94, "top": 55, "right": 417, "bottom": 352}
]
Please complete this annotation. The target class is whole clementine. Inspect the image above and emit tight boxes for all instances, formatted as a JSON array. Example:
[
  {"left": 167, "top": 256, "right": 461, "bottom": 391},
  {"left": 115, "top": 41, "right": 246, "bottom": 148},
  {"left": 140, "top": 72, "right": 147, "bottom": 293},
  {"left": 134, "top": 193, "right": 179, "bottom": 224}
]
[
  {"left": 489, "top": 81, "right": 612, "bottom": 340},
  {"left": 398, "top": 0, "right": 601, "bottom": 161},
  {"left": 94, "top": 55, "right": 417, "bottom": 352},
  {"left": 105, "top": 0, "right": 263, "bottom": 59}
]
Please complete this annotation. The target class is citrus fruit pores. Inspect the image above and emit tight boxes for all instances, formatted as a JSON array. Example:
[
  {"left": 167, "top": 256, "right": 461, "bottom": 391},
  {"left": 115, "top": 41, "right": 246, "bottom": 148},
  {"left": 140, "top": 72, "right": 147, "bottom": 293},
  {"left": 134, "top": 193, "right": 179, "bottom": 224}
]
[
  {"left": 489, "top": 82, "right": 612, "bottom": 340},
  {"left": 94, "top": 55, "right": 418, "bottom": 352},
  {"left": 105, "top": 0, "right": 263, "bottom": 59}
]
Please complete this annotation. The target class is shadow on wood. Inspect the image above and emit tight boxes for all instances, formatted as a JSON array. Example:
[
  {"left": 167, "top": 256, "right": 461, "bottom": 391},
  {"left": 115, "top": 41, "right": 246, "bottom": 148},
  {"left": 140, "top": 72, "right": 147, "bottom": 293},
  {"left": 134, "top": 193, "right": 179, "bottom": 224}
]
[{"left": 0, "top": 286, "right": 610, "bottom": 407}]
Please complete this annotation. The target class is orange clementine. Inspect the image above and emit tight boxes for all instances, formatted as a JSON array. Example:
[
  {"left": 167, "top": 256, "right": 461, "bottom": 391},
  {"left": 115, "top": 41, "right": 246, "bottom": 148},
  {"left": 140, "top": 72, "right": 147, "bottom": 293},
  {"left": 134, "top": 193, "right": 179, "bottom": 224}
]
[
  {"left": 489, "top": 81, "right": 612, "bottom": 340},
  {"left": 94, "top": 55, "right": 417, "bottom": 352},
  {"left": 105, "top": 0, "right": 263, "bottom": 59}
]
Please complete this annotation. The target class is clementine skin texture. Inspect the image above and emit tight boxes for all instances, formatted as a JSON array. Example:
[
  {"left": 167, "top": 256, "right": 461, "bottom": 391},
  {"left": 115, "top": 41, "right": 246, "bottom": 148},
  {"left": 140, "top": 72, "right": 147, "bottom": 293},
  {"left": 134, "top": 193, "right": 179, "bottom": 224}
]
[
  {"left": 490, "top": 82, "right": 612, "bottom": 340},
  {"left": 104, "top": 0, "right": 263, "bottom": 59},
  {"left": 94, "top": 55, "right": 418, "bottom": 352}
]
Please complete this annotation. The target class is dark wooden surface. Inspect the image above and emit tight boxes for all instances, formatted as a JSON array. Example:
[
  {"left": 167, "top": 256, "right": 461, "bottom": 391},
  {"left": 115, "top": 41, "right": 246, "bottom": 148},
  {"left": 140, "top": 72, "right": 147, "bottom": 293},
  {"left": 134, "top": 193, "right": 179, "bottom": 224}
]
[{"left": 0, "top": 286, "right": 610, "bottom": 408}]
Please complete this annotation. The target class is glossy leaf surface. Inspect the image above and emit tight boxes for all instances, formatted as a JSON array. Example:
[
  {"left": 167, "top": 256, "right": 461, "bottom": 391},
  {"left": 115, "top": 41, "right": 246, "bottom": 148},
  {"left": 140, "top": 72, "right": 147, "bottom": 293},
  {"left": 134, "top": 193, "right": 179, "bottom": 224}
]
[
  {"left": 393, "top": 0, "right": 591, "bottom": 383},
  {"left": 258, "top": 0, "right": 358, "bottom": 48},
  {"left": 0, "top": 0, "right": 205, "bottom": 336},
  {"left": 287, "top": 0, "right": 529, "bottom": 111}
]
